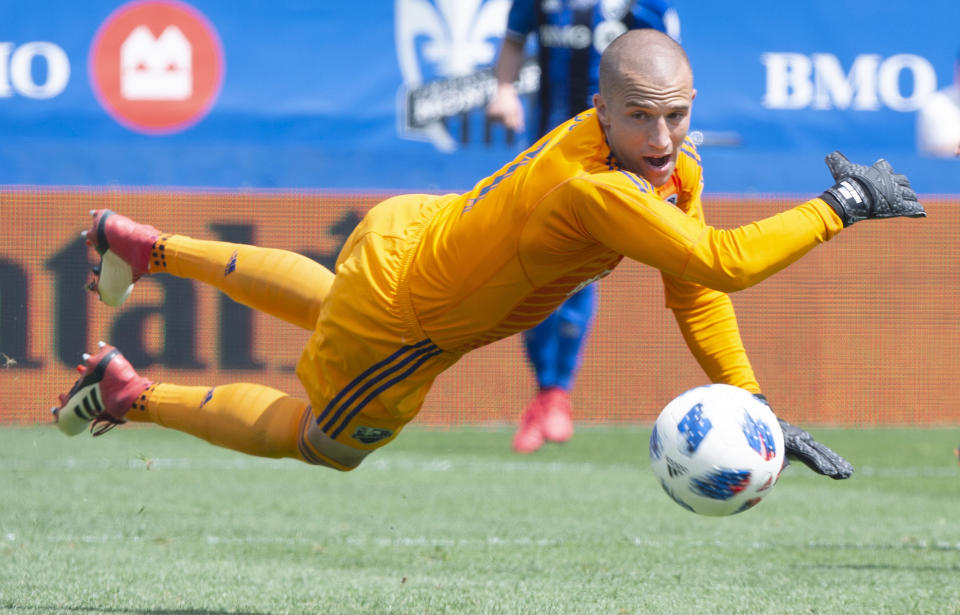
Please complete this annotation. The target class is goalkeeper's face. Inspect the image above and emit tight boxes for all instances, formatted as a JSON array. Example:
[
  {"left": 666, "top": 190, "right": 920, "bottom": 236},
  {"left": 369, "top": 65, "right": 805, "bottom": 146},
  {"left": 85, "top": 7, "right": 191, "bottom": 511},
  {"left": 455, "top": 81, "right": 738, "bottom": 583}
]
[
  {"left": 594, "top": 45, "right": 695, "bottom": 188},
  {"left": 594, "top": 66, "right": 695, "bottom": 188}
]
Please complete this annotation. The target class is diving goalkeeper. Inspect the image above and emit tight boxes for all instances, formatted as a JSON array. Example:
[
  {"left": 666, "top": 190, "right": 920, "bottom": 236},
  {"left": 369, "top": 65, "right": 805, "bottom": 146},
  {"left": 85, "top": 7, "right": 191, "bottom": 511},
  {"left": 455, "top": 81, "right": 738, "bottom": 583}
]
[{"left": 51, "top": 30, "right": 924, "bottom": 479}]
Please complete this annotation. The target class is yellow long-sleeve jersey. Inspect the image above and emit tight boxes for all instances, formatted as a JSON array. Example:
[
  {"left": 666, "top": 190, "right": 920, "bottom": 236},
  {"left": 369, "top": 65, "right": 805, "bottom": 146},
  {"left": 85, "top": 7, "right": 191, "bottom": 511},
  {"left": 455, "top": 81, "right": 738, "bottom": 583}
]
[
  {"left": 295, "top": 108, "right": 845, "bottom": 446},
  {"left": 404, "top": 110, "right": 842, "bottom": 384}
]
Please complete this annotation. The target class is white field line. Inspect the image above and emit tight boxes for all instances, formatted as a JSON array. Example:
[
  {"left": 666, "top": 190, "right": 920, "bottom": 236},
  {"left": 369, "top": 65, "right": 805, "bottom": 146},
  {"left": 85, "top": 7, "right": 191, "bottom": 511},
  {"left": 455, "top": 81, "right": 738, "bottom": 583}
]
[
  {"left": 5, "top": 531, "right": 960, "bottom": 553},
  {"left": 629, "top": 536, "right": 960, "bottom": 552},
  {"left": 0, "top": 455, "right": 956, "bottom": 477},
  {"left": 0, "top": 455, "right": 631, "bottom": 474},
  {"left": 1, "top": 532, "right": 562, "bottom": 548}
]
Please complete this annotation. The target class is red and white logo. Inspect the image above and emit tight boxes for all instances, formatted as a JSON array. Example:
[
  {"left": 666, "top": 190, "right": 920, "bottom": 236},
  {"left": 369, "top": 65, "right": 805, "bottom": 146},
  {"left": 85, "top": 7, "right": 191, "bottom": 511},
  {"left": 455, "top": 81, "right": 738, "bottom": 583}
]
[{"left": 88, "top": 0, "right": 224, "bottom": 135}]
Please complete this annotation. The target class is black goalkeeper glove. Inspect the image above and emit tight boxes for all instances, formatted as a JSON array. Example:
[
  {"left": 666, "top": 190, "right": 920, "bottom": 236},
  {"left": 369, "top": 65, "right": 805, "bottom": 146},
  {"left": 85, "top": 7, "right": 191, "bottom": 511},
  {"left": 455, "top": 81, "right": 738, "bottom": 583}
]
[
  {"left": 754, "top": 394, "right": 854, "bottom": 480},
  {"left": 820, "top": 151, "right": 926, "bottom": 227}
]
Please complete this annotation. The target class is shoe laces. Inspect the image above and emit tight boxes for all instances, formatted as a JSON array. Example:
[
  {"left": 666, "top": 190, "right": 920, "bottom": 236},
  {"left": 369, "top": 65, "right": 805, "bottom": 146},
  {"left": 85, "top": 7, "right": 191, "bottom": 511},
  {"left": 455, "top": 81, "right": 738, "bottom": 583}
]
[{"left": 90, "top": 414, "right": 125, "bottom": 437}]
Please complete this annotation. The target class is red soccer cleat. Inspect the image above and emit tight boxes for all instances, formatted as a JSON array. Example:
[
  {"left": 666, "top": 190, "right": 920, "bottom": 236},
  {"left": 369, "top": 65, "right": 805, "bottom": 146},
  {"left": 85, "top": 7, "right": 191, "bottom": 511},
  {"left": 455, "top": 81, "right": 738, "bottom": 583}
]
[
  {"left": 51, "top": 342, "right": 152, "bottom": 436},
  {"left": 83, "top": 209, "right": 159, "bottom": 306},
  {"left": 538, "top": 387, "right": 574, "bottom": 443},
  {"left": 512, "top": 395, "right": 546, "bottom": 454}
]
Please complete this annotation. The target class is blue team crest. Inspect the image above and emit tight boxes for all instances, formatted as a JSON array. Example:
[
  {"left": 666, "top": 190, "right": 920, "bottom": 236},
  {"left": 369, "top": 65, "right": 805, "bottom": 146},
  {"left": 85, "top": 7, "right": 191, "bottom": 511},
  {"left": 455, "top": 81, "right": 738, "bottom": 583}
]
[
  {"left": 352, "top": 425, "right": 394, "bottom": 444},
  {"left": 395, "top": 0, "right": 532, "bottom": 151}
]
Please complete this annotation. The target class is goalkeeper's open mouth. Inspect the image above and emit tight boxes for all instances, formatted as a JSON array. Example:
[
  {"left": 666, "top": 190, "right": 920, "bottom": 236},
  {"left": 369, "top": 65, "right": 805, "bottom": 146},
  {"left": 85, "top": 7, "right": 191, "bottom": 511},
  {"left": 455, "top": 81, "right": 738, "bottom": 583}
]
[
  {"left": 644, "top": 154, "right": 672, "bottom": 169},
  {"left": 640, "top": 153, "right": 675, "bottom": 182}
]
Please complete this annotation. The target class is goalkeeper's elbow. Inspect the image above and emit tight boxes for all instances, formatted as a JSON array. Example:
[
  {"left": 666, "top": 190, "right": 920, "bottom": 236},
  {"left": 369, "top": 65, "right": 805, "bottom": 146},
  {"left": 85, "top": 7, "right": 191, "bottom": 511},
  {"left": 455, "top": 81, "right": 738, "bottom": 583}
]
[{"left": 702, "top": 264, "right": 769, "bottom": 293}]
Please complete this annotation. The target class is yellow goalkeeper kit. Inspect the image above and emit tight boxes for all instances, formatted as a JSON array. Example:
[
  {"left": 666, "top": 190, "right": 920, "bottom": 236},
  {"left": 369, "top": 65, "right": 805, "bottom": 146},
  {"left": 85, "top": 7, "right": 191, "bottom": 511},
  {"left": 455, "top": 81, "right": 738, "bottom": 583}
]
[{"left": 295, "top": 109, "right": 844, "bottom": 457}]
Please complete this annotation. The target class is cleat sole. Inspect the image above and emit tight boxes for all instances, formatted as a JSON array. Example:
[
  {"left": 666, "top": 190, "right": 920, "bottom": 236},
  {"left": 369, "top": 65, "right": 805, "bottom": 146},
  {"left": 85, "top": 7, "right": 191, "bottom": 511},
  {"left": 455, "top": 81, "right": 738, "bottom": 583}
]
[{"left": 96, "top": 250, "right": 135, "bottom": 307}]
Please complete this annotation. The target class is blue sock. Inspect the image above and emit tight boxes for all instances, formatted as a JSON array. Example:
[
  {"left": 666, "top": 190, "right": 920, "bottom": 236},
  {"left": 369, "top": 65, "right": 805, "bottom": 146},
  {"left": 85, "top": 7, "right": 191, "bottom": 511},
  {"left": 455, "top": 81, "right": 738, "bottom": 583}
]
[{"left": 523, "top": 283, "right": 597, "bottom": 391}]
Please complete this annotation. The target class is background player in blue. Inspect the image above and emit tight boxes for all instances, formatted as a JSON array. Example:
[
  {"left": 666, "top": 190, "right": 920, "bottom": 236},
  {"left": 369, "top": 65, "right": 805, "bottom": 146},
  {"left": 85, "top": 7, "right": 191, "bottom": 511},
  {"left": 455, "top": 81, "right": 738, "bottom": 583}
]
[{"left": 487, "top": 0, "right": 681, "bottom": 453}]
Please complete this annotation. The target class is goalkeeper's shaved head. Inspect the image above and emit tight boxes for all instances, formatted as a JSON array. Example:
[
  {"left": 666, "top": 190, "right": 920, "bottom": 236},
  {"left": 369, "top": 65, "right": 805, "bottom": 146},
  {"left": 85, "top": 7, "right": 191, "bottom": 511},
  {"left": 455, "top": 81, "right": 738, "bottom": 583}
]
[
  {"left": 593, "top": 29, "right": 696, "bottom": 187},
  {"left": 598, "top": 29, "right": 692, "bottom": 99}
]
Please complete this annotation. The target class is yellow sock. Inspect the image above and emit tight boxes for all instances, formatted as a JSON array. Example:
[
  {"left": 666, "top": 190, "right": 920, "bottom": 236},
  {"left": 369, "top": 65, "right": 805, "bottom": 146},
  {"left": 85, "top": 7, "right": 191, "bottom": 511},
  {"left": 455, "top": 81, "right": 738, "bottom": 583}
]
[
  {"left": 127, "top": 382, "right": 309, "bottom": 461},
  {"left": 150, "top": 234, "right": 334, "bottom": 331}
]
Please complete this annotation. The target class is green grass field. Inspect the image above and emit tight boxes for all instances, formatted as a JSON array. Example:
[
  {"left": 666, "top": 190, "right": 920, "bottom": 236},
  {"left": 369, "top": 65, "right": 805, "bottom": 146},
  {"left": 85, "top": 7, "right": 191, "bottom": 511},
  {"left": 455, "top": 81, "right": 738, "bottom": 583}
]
[{"left": 1, "top": 424, "right": 958, "bottom": 615}]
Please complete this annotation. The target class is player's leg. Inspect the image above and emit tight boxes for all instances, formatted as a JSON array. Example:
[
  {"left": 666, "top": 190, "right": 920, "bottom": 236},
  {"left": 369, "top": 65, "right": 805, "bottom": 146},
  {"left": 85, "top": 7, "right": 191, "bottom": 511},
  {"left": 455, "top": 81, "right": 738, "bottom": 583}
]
[
  {"left": 523, "top": 311, "right": 562, "bottom": 390},
  {"left": 539, "top": 282, "right": 597, "bottom": 442},
  {"left": 514, "top": 284, "right": 597, "bottom": 452},
  {"left": 62, "top": 197, "right": 443, "bottom": 471},
  {"left": 85, "top": 210, "right": 333, "bottom": 331},
  {"left": 550, "top": 282, "right": 597, "bottom": 392},
  {"left": 51, "top": 342, "right": 349, "bottom": 469},
  {"left": 512, "top": 311, "right": 560, "bottom": 453},
  {"left": 130, "top": 322, "right": 442, "bottom": 471}
]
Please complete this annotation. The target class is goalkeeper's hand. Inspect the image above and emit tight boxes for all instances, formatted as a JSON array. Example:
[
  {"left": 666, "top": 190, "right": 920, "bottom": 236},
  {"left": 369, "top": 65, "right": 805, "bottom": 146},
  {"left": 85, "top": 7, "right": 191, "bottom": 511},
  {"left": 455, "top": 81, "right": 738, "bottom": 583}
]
[
  {"left": 820, "top": 151, "right": 926, "bottom": 227},
  {"left": 754, "top": 394, "right": 854, "bottom": 480}
]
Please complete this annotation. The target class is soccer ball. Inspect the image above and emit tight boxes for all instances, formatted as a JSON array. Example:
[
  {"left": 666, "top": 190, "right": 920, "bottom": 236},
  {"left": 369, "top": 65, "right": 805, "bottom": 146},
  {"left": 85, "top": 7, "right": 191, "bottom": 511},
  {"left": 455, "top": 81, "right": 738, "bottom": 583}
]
[{"left": 649, "top": 384, "right": 785, "bottom": 516}]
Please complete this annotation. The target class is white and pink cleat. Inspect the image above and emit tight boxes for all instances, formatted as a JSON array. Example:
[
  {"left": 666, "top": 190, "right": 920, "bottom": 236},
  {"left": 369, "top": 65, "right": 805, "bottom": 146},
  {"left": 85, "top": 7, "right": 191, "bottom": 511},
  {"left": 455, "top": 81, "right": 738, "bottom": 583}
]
[
  {"left": 83, "top": 209, "right": 159, "bottom": 306},
  {"left": 51, "top": 342, "right": 151, "bottom": 436}
]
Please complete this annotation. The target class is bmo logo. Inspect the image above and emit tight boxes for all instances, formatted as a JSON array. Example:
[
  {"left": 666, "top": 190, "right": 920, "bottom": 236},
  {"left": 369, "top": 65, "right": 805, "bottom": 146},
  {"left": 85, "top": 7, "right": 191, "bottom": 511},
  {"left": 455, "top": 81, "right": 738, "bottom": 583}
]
[
  {"left": 0, "top": 42, "right": 70, "bottom": 99},
  {"left": 89, "top": 0, "right": 224, "bottom": 134},
  {"left": 762, "top": 52, "right": 937, "bottom": 112}
]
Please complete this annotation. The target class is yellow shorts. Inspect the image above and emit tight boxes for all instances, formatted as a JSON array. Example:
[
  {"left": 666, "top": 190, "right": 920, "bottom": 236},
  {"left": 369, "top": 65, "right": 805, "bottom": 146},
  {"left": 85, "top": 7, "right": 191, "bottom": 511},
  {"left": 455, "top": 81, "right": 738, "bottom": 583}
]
[{"left": 295, "top": 194, "right": 459, "bottom": 456}]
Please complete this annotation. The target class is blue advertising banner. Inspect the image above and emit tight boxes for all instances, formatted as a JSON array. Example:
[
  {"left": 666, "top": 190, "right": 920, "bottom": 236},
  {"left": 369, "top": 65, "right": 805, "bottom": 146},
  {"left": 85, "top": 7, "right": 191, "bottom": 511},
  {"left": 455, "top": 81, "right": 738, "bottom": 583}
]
[{"left": 0, "top": 0, "right": 957, "bottom": 193}]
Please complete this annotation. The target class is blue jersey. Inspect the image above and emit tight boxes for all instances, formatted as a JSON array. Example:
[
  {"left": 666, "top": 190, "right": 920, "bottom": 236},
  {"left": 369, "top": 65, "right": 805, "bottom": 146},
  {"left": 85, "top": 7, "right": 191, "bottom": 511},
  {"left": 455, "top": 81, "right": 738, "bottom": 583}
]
[{"left": 506, "top": 0, "right": 681, "bottom": 137}]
